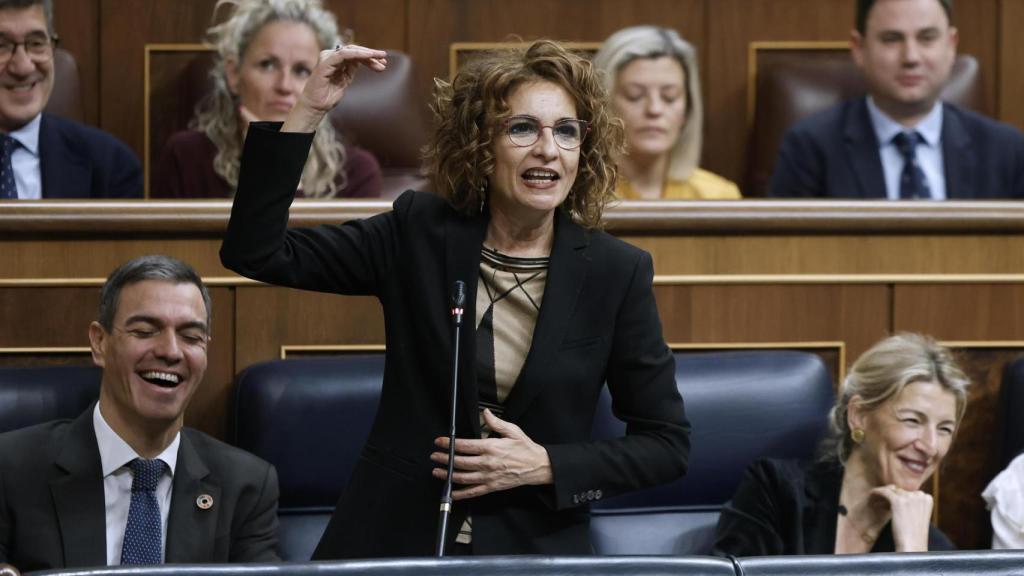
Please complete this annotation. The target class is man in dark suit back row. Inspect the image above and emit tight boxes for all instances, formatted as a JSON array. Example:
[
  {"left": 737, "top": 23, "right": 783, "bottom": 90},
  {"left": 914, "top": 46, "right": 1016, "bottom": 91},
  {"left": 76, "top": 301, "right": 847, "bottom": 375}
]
[
  {"left": 770, "top": 0, "right": 1024, "bottom": 200},
  {"left": 0, "top": 255, "right": 279, "bottom": 572},
  {"left": 0, "top": 0, "right": 140, "bottom": 199}
]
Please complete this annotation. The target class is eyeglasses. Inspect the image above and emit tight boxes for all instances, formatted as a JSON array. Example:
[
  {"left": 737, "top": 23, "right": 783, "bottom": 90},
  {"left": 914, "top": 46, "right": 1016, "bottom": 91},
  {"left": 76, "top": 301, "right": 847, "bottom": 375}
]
[
  {"left": 502, "top": 115, "right": 589, "bottom": 150},
  {"left": 0, "top": 34, "right": 58, "bottom": 65}
]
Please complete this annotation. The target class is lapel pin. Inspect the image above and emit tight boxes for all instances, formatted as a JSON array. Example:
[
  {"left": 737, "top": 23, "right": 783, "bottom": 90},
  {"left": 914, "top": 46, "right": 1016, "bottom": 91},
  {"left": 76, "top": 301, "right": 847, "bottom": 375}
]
[{"left": 196, "top": 494, "right": 214, "bottom": 510}]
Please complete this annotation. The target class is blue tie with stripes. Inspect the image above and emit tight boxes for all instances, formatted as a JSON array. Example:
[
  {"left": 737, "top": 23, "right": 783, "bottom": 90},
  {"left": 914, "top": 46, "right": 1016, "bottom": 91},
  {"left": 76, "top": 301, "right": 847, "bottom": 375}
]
[
  {"left": 892, "top": 131, "right": 931, "bottom": 200},
  {"left": 0, "top": 134, "right": 18, "bottom": 199},
  {"left": 120, "top": 458, "right": 166, "bottom": 565}
]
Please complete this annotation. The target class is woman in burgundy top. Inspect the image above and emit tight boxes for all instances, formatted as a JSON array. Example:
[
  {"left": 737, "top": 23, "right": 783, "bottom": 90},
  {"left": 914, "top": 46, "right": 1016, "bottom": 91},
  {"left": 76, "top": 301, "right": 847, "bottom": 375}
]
[{"left": 153, "top": 0, "right": 381, "bottom": 199}]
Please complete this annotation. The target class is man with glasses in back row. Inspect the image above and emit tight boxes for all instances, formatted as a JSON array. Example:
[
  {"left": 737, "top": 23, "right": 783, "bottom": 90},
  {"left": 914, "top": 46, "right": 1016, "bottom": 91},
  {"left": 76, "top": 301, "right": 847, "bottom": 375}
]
[{"left": 0, "top": 0, "right": 140, "bottom": 199}]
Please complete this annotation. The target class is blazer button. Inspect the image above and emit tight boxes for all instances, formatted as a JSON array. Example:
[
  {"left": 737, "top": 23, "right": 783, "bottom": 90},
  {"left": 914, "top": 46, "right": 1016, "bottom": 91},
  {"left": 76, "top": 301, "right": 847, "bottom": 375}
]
[
  {"left": 586, "top": 490, "right": 595, "bottom": 501},
  {"left": 594, "top": 489, "right": 603, "bottom": 500},
  {"left": 572, "top": 494, "right": 580, "bottom": 505}
]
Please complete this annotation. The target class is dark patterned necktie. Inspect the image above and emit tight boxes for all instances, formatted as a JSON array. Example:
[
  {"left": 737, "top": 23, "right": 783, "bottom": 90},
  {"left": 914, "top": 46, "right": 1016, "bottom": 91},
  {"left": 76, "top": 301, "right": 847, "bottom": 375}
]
[
  {"left": 892, "top": 131, "right": 931, "bottom": 200},
  {"left": 120, "top": 458, "right": 166, "bottom": 565},
  {"left": 0, "top": 134, "right": 18, "bottom": 199}
]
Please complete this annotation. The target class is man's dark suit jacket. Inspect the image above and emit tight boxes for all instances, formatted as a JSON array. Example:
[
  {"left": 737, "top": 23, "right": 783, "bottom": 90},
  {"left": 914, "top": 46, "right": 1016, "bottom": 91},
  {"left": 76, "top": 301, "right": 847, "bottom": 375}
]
[
  {"left": 768, "top": 97, "right": 1024, "bottom": 199},
  {"left": 38, "top": 113, "right": 142, "bottom": 198},
  {"left": 713, "top": 458, "right": 954, "bottom": 556},
  {"left": 0, "top": 406, "right": 280, "bottom": 572},
  {"left": 221, "top": 124, "right": 691, "bottom": 558}
]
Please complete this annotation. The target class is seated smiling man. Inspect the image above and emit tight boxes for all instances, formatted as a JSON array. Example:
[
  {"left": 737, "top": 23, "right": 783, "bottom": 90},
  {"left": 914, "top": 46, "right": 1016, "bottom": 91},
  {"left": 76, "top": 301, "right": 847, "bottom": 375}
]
[
  {"left": 769, "top": 0, "right": 1024, "bottom": 200},
  {"left": 0, "top": 0, "right": 141, "bottom": 199},
  {"left": 0, "top": 255, "right": 279, "bottom": 572}
]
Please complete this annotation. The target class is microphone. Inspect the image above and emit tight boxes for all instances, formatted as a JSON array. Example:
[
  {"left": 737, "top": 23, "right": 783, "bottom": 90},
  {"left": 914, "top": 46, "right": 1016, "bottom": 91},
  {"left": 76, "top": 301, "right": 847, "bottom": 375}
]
[{"left": 436, "top": 280, "right": 466, "bottom": 557}]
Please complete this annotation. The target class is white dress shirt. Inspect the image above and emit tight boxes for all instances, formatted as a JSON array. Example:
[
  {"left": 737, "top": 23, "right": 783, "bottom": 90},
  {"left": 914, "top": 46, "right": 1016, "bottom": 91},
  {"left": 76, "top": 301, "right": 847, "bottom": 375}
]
[
  {"left": 866, "top": 97, "right": 946, "bottom": 200},
  {"left": 6, "top": 113, "right": 42, "bottom": 200},
  {"left": 983, "top": 452, "right": 1024, "bottom": 549},
  {"left": 93, "top": 404, "right": 180, "bottom": 565}
]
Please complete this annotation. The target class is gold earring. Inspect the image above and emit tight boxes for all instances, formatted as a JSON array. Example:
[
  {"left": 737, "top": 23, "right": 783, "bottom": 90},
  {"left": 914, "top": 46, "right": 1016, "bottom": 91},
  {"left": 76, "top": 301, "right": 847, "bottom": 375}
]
[{"left": 851, "top": 428, "right": 865, "bottom": 444}]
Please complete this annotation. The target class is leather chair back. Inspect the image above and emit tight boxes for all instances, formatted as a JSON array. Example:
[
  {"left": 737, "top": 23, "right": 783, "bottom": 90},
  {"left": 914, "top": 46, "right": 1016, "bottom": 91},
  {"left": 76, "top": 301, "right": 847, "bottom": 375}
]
[
  {"left": 590, "top": 350, "right": 834, "bottom": 555},
  {"left": 745, "top": 48, "right": 984, "bottom": 197},
  {"left": 231, "top": 355, "right": 384, "bottom": 560},
  {"left": 44, "top": 48, "right": 83, "bottom": 122},
  {"left": 0, "top": 364, "right": 101, "bottom": 434},
  {"left": 232, "top": 350, "right": 833, "bottom": 559}
]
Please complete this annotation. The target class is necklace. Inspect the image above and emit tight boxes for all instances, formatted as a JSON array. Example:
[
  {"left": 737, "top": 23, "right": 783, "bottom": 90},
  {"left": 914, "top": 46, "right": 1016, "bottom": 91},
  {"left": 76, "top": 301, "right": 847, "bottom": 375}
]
[{"left": 838, "top": 503, "right": 880, "bottom": 545}]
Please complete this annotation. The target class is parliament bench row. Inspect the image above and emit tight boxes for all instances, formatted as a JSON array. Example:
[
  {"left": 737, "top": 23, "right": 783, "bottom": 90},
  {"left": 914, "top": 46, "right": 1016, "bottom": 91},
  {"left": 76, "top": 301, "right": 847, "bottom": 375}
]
[{"left": 4, "top": 351, "right": 1024, "bottom": 559}]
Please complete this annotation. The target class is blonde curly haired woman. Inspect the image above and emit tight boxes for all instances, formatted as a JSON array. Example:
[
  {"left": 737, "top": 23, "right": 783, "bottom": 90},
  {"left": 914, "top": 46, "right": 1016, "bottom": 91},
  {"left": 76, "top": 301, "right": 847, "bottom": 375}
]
[{"left": 153, "top": 0, "right": 381, "bottom": 199}]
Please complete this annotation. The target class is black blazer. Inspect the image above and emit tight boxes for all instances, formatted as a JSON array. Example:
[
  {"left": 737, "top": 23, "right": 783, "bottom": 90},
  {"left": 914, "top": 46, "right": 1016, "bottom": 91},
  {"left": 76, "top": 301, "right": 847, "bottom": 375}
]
[
  {"left": 0, "top": 407, "right": 280, "bottom": 572},
  {"left": 712, "top": 458, "right": 955, "bottom": 556},
  {"left": 768, "top": 98, "right": 1024, "bottom": 199},
  {"left": 220, "top": 124, "right": 691, "bottom": 557},
  {"left": 38, "top": 113, "right": 142, "bottom": 199}
]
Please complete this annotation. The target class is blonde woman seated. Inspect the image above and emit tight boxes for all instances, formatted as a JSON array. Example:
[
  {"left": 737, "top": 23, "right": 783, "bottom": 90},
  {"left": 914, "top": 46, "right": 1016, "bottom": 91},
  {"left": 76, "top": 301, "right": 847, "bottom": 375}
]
[
  {"left": 714, "top": 333, "right": 968, "bottom": 555},
  {"left": 153, "top": 0, "right": 381, "bottom": 199},
  {"left": 593, "top": 26, "right": 740, "bottom": 200}
]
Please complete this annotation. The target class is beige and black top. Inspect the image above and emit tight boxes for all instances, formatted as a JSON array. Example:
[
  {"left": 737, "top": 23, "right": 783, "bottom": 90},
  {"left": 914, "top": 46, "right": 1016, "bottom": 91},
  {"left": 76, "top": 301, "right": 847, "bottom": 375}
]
[{"left": 457, "top": 245, "right": 549, "bottom": 545}]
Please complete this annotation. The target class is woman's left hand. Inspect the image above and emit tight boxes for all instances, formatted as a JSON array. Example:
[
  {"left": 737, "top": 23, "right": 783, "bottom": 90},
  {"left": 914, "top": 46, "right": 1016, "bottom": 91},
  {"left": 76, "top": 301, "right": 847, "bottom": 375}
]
[{"left": 431, "top": 408, "right": 553, "bottom": 500}]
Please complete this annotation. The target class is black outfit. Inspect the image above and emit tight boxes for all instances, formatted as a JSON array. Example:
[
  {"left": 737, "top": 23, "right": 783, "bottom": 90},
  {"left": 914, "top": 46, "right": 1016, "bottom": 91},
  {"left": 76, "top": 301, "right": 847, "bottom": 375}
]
[
  {"left": 39, "top": 114, "right": 142, "bottom": 198},
  {"left": 713, "top": 458, "right": 955, "bottom": 556},
  {"left": 220, "top": 124, "right": 691, "bottom": 558},
  {"left": 769, "top": 98, "right": 1024, "bottom": 199}
]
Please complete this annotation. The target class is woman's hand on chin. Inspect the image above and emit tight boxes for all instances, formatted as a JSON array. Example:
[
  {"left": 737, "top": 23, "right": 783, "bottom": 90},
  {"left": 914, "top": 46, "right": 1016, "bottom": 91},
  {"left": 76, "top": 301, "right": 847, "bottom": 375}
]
[
  {"left": 283, "top": 44, "right": 388, "bottom": 133},
  {"left": 870, "top": 484, "right": 934, "bottom": 552}
]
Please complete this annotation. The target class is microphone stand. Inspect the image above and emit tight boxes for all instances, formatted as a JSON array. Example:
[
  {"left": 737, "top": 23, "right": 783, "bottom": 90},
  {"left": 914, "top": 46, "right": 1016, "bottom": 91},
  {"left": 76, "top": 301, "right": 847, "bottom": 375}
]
[{"left": 436, "top": 280, "right": 466, "bottom": 557}]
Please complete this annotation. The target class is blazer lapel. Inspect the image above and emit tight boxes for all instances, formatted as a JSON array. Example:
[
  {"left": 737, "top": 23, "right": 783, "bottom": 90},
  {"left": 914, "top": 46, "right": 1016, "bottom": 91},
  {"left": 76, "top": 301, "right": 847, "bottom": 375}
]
[
  {"left": 38, "top": 114, "right": 90, "bottom": 199},
  {"left": 844, "top": 98, "right": 887, "bottom": 199},
  {"left": 444, "top": 209, "right": 487, "bottom": 438},
  {"left": 802, "top": 461, "right": 842, "bottom": 554},
  {"left": 50, "top": 408, "right": 107, "bottom": 568},
  {"left": 941, "top": 104, "right": 974, "bottom": 199},
  {"left": 502, "top": 209, "right": 589, "bottom": 422},
  {"left": 165, "top": 431, "right": 219, "bottom": 563}
]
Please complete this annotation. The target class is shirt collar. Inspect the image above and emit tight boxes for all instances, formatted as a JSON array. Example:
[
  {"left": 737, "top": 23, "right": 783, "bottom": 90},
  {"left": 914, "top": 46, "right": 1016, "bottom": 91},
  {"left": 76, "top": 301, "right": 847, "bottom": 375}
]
[
  {"left": 93, "top": 403, "right": 180, "bottom": 477},
  {"left": 866, "top": 96, "right": 944, "bottom": 148},
  {"left": 6, "top": 113, "right": 41, "bottom": 156}
]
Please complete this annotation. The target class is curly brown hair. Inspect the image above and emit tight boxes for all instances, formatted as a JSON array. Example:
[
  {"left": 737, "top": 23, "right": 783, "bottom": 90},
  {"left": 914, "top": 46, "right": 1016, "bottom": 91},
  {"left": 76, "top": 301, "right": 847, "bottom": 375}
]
[{"left": 424, "top": 40, "right": 624, "bottom": 228}]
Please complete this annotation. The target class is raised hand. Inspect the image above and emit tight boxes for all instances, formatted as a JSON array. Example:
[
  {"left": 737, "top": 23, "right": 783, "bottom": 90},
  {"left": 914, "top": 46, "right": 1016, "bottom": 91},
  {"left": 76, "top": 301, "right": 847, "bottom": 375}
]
[
  {"left": 431, "top": 408, "right": 553, "bottom": 500},
  {"left": 282, "top": 44, "right": 387, "bottom": 133},
  {"left": 870, "top": 484, "right": 934, "bottom": 552}
]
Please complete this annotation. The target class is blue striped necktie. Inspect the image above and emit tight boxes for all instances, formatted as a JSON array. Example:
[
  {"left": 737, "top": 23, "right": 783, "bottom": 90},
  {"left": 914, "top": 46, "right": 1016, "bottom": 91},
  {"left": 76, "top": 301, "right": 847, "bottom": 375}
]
[
  {"left": 120, "top": 458, "right": 166, "bottom": 565},
  {"left": 0, "top": 134, "right": 18, "bottom": 199},
  {"left": 892, "top": 131, "right": 931, "bottom": 200}
]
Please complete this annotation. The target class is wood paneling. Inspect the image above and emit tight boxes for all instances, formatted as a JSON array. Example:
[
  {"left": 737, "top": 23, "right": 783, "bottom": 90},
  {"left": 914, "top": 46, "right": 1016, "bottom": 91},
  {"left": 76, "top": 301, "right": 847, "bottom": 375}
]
[
  {"left": 893, "top": 284, "right": 1024, "bottom": 340},
  {"left": 705, "top": 0, "right": 857, "bottom": 185},
  {"left": 999, "top": 0, "right": 1024, "bottom": 131},
  {"left": 53, "top": 0, "right": 99, "bottom": 125},
  {"left": 656, "top": 284, "right": 889, "bottom": 360},
  {"left": 187, "top": 287, "right": 235, "bottom": 439},
  {"left": 234, "top": 287, "right": 385, "bottom": 369},
  {"left": 407, "top": 0, "right": 705, "bottom": 114}
]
